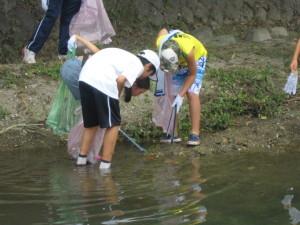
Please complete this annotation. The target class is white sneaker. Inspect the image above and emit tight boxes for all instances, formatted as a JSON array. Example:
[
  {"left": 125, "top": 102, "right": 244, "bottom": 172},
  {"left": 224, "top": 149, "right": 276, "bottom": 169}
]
[
  {"left": 76, "top": 155, "right": 87, "bottom": 166},
  {"left": 99, "top": 161, "right": 111, "bottom": 170},
  {"left": 23, "top": 48, "right": 36, "bottom": 64}
]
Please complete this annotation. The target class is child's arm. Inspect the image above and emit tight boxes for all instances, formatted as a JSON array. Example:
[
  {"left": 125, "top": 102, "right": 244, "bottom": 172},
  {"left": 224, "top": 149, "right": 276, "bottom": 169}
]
[
  {"left": 116, "top": 75, "right": 127, "bottom": 97},
  {"left": 157, "top": 28, "right": 169, "bottom": 37},
  {"left": 290, "top": 38, "right": 300, "bottom": 72},
  {"left": 75, "top": 35, "right": 100, "bottom": 54},
  {"left": 155, "top": 28, "right": 169, "bottom": 47}
]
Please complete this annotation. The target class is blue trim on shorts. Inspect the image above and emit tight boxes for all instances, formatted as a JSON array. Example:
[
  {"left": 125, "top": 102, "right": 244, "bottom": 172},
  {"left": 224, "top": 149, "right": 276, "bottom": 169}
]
[{"left": 171, "top": 56, "right": 207, "bottom": 94}]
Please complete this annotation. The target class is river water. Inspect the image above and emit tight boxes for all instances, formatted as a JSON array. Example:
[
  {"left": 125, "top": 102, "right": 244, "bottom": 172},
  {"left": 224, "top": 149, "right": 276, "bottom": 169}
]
[{"left": 0, "top": 143, "right": 300, "bottom": 225}]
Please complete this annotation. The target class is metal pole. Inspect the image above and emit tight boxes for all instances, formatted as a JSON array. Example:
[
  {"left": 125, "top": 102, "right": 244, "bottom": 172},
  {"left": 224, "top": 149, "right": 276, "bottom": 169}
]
[
  {"left": 171, "top": 105, "right": 177, "bottom": 144},
  {"left": 119, "top": 128, "right": 146, "bottom": 152},
  {"left": 166, "top": 106, "right": 174, "bottom": 137}
]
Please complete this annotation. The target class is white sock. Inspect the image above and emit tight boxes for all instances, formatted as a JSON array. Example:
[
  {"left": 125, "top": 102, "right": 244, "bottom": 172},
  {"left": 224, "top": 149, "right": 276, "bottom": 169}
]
[
  {"left": 99, "top": 160, "right": 111, "bottom": 169},
  {"left": 76, "top": 155, "right": 87, "bottom": 166}
]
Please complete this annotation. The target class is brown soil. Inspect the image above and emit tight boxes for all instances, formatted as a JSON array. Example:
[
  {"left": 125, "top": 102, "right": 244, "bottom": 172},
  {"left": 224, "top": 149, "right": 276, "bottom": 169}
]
[{"left": 0, "top": 38, "right": 299, "bottom": 154}]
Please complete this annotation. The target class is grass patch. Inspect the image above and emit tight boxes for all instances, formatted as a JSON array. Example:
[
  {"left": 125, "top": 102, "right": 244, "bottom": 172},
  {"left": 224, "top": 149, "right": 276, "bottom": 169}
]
[
  {"left": 124, "top": 119, "right": 163, "bottom": 142},
  {"left": 199, "top": 67, "right": 285, "bottom": 131},
  {"left": 23, "top": 62, "right": 62, "bottom": 80},
  {"left": 0, "top": 106, "right": 8, "bottom": 120},
  {"left": 0, "top": 62, "right": 61, "bottom": 88},
  {"left": 123, "top": 67, "right": 286, "bottom": 140},
  {"left": 0, "top": 72, "right": 20, "bottom": 88}
]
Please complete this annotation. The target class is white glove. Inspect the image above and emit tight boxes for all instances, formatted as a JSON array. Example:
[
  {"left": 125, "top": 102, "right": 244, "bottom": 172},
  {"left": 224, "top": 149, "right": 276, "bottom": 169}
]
[
  {"left": 68, "top": 35, "right": 77, "bottom": 52},
  {"left": 284, "top": 72, "right": 298, "bottom": 95},
  {"left": 41, "top": 0, "right": 48, "bottom": 11},
  {"left": 172, "top": 94, "right": 184, "bottom": 113}
]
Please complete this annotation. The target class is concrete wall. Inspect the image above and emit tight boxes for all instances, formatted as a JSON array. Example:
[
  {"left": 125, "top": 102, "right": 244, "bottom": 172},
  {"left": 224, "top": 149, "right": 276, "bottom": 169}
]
[{"left": 1, "top": 0, "right": 300, "bottom": 63}]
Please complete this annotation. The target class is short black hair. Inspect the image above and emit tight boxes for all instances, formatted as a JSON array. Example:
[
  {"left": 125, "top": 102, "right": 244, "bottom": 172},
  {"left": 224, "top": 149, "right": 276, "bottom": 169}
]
[
  {"left": 124, "top": 77, "right": 150, "bottom": 103},
  {"left": 137, "top": 55, "right": 156, "bottom": 75},
  {"left": 136, "top": 77, "right": 150, "bottom": 89}
]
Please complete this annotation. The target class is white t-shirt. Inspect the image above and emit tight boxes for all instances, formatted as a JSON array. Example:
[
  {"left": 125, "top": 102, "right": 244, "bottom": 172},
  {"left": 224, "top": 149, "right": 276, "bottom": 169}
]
[{"left": 79, "top": 48, "right": 144, "bottom": 99}]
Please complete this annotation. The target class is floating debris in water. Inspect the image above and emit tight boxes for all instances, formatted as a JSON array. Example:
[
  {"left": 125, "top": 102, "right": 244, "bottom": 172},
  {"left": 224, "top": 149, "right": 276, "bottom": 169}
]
[
  {"left": 282, "top": 194, "right": 294, "bottom": 209},
  {"left": 192, "top": 183, "right": 202, "bottom": 192},
  {"left": 281, "top": 192, "right": 300, "bottom": 225},
  {"left": 289, "top": 207, "right": 300, "bottom": 225}
]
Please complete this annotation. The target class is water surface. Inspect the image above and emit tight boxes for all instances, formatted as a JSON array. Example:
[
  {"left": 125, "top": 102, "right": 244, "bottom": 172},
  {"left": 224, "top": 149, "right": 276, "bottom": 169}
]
[{"left": 0, "top": 143, "right": 299, "bottom": 225}]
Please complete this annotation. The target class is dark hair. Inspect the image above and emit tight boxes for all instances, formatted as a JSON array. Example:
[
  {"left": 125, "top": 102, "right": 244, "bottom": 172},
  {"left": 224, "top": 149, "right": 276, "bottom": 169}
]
[
  {"left": 124, "top": 77, "right": 150, "bottom": 103},
  {"left": 137, "top": 55, "right": 156, "bottom": 75},
  {"left": 136, "top": 77, "right": 150, "bottom": 89}
]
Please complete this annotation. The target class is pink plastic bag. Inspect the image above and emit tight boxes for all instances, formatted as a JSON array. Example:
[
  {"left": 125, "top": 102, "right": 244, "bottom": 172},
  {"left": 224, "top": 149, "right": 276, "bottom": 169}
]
[
  {"left": 68, "top": 120, "right": 106, "bottom": 164},
  {"left": 152, "top": 72, "right": 176, "bottom": 133},
  {"left": 70, "top": 0, "right": 116, "bottom": 44}
]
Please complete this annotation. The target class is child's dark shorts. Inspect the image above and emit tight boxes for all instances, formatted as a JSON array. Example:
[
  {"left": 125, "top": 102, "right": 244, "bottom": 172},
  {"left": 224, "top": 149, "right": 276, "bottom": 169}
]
[{"left": 79, "top": 81, "right": 121, "bottom": 128}]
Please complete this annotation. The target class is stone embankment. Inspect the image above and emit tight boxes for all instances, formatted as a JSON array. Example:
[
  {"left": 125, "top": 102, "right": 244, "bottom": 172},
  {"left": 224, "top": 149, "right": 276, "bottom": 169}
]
[{"left": 1, "top": 0, "right": 300, "bottom": 62}]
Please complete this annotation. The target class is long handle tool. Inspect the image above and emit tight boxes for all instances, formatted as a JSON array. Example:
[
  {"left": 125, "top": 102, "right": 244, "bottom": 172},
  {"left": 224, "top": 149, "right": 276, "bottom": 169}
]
[{"left": 119, "top": 128, "right": 146, "bottom": 152}]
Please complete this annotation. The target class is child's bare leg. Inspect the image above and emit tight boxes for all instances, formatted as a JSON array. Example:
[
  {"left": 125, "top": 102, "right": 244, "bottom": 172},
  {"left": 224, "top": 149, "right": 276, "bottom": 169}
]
[
  {"left": 101, "top": 126, "right": 120, "bottom": 162},
  {"left": 187, "top": 92, "right": 201, "bottom": 135},
  {"left": 80, "top": 126, "right": 98, "bottom": 155}
]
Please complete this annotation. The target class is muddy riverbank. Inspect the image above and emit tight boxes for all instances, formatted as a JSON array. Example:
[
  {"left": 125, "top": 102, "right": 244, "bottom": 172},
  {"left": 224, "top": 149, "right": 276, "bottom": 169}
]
[{"left": 0, "top": 36, "right": 299, "bottom": 155}]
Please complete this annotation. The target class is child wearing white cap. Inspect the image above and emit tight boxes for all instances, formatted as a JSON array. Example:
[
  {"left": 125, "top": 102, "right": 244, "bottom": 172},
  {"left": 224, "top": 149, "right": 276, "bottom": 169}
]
[
  {"left": 155, "top": 28, "right": 207, "bottom": 146},
  {"left": 70, "top": 35, "right": 160, "bottom": 169}
]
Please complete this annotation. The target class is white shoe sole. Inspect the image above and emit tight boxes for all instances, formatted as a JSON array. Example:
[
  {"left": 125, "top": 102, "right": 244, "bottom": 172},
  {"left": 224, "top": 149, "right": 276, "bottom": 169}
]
[
  {"left": 187, "top": 141, "right": 200, "bottom": 146},
  {"left": 160, "top": 138, "right": 182, "bottom": 143},
  {"left": 76, "top": 157, "right": 87, "bottom": 166}
]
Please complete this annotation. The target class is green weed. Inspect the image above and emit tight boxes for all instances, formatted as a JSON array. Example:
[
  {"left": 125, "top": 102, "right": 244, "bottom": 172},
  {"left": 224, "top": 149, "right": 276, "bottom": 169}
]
[
  {"left": 24, "top": 62, "right": 61, "bottom": 80},
  {"left": 124, "top": 67, "right": 286, "bottom": 140},
  {"left": 201, "top": 67, "right": 286, "bottom": 131},
  {"left": 0, "top": 106, "right": 8, "bottom": 120},
  {"left": 0, "top": 62, "right": 61, "bottom": 88}
]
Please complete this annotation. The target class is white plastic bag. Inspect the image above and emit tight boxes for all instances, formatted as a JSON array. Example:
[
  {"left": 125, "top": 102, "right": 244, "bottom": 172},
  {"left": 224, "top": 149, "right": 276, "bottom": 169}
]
[
  {"left": 70, "top": 0, "right": 115, "bottom": 44},
  {"left": 68, "top": 120, "right": 105, "bottom": 164},
  {"left": 67, "top": 35, "right": 77, "bottom": 53},
  {"left": 283, "top": 72, "right": 298, "bottom": 95},
  {"left": 152, "top": 72, "right": 176, "bottom": 133},
  {"left": 41, "top": 0, "right": 48, "bottom": 11}
]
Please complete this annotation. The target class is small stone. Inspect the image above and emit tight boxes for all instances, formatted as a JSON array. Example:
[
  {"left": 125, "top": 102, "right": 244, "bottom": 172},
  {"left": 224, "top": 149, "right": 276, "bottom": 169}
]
[{"left": 246, "top": 28, "right": 272, "bottom": 42}]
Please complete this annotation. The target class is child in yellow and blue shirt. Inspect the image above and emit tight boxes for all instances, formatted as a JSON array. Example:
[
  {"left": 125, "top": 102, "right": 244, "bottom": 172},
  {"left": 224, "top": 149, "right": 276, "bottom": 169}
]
[{"left": 155, "top": 28, "right": 207, "bottom": 146}]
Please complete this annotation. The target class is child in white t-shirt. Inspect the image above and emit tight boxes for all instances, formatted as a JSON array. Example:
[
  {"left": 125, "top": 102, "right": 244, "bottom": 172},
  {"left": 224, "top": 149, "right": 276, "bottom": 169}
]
[{"left": 72, "top": 35, "right": 160, "bottom": 169}]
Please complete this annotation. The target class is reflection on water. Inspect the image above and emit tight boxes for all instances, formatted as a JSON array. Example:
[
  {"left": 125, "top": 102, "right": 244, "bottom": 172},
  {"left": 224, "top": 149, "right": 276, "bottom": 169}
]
[
  {"left": 282, "top": 193, "right": 300, "bottom": 225},
  {"left": 0, "top": 143, "right": 300, "bottom": 225}
]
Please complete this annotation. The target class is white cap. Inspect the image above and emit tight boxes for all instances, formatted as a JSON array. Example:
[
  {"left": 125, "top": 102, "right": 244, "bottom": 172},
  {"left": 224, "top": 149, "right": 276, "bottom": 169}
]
[
  {"left": 138, "top": 49, "right": 160, "bottom": 72},
  {"left": 161, "top": 48, "right": 178, "bottom": 65},
  {"left": 160, "top": 48, "right": 179, "bottom": 74}
]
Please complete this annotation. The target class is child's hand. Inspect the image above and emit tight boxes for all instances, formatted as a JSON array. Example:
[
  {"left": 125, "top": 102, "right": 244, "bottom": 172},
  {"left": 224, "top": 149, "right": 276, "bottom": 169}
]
[
  {"left": 172, "top": 94, "right": 184, "bottom": 113},
  {"left": 290, "top": 58, "right": 298, "bottom": 72}
]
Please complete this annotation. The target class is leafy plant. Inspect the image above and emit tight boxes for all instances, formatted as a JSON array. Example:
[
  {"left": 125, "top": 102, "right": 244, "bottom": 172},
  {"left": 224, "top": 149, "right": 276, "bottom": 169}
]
[
  {"left": 0, "top": 106, "right": 8, "bottom": 120},
  {"left": 200, "top": 67, "right": 285, "bottom": 131},
  {"left": 24, "top": 62, "right": 61, "bottom": 80},
  {"left": 123, "top": 67, "right": 286, "bottom": 139}
]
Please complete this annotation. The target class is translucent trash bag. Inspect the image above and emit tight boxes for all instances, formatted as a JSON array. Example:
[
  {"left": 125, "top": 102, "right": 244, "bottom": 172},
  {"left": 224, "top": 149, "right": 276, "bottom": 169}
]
[
  {"left": 68, "top": 120, "right": 105, "bottom": 164},
  {"left": 70, "top": 0, "right": 115, "bottom": 44},
  {"left": 152, "top": 71, "right": 176, "bottom": 133},
  {"left": 46, "top": 81, "right": 81, "bottom": 135}
]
